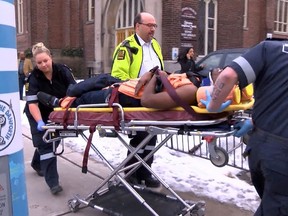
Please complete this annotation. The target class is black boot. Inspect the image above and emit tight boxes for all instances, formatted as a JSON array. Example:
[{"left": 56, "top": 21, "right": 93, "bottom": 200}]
[{"left": 37, "top": 91, "right": 60, "bottom": 108}]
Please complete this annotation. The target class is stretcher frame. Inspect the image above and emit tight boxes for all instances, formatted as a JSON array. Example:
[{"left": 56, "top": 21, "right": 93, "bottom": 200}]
[{"left": 42, "top": 100, "right": 253, "bottom": 216}]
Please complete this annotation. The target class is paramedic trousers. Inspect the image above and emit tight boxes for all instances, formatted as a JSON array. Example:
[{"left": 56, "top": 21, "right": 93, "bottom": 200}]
[
  {"left": 26, "top": 109, "right": 60, "bottom": 189},
  {"left": 126, "top": 132, "right": 157, "bottom": 179},
  {"left": 18, "top": 73, "right": 25, "bottom": 100},
  {"left": 245, "top": 128, "right": 288, "bottom": 216}
]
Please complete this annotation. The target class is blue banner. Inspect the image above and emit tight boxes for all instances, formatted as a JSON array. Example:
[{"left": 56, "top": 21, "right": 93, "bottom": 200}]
[
  {"left": 0, "top": 71, "right": 18, "bottom": 94},
  {"left": 0, "top": 25, "right": 16, "bottom": 48}
]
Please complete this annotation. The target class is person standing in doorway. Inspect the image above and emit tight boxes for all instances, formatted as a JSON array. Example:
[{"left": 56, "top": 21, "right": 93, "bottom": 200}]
[{"left": 111, "top": 12, "right": 163, "bottom": 188}]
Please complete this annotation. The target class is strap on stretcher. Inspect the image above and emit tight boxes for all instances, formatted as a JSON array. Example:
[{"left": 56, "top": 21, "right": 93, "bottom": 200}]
[
  {"left": 82, "top": 124, "right": 96, "bottom": 173},
  {"left": 82, "top": 86, "right": 121, "bottom": 173}
]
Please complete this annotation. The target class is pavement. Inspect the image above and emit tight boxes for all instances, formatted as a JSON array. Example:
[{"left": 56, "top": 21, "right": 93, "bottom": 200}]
[
  {"left": 22, "top": 127, "right": 110, "bottom": 216},
  {"left": 22, "top": 126, "right": 254, "bottom": 216}
]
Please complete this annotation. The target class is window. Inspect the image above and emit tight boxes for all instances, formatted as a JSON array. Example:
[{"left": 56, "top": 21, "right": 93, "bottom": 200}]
[
  {"left": 198, "top": 0, "right": 218, "bottom": 55},
  {"left": 88, "top": 0, "right": 95, "bottom": 21},
  {"left": 16, "top": 0, "right": 24, "bottom": 34},
  {"left": 115, "top": 0, "right": 144, "bottom": 45},
  {"left": 200, "top": 53, "right": 223, "bottom": 69},
  {"left": 224, "top": 53, "right": 244, "bottom": 66},
  {"left": 274, "top": 0, "right": 288, "bottom": 33}
]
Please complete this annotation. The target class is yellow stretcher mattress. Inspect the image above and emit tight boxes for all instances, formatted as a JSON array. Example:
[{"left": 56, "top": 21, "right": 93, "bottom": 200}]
[
  {"left": 52, "top": 98, "right": 254, "bottom": 114},
  {"left": 48, "top": 99, "right": 254, "bottom": 126}
]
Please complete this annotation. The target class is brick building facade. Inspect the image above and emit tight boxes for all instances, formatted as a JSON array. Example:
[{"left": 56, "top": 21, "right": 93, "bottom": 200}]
[{"left": 16, "top": 0, "right": 287, "bottom": 78}]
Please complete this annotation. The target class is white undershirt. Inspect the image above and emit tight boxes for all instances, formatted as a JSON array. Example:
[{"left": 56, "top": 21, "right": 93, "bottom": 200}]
[{"left": 136, "top": 34, "right": 161, "bottom": 77}]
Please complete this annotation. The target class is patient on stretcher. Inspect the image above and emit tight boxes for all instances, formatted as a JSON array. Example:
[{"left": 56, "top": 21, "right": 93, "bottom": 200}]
[
  {"left": 38, "top": 69, "right": 201, "bottom": 110},
  {"left": 37, "top": 68, "right": 253, "bottom": 111}
]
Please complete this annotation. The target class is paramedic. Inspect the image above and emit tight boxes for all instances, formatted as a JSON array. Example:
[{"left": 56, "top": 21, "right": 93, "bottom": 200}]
[
  {"left": 25, "top": 42, "right": 76, "bottom": 194},
  {"left": 111, "top": 12, "right": 164, "bottom": 187},
  {"left": 201, "top": 39, "right": 288, "bottom": 215}
]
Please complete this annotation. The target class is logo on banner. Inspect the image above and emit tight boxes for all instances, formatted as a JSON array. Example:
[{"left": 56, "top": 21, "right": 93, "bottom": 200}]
[{"left": 0, "top": 100, "right": 16, "bottom": 151}]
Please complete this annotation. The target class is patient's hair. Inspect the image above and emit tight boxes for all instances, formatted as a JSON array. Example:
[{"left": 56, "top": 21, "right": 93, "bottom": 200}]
[{"left": 32, "top": 42, "right": 51, "bottom": 57}]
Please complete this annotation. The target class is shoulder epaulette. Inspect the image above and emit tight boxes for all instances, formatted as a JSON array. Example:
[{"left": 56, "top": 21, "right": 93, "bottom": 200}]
[
  {"left": 62, "top": 64, "right": 73, "bottom": 72},
  {"left": 121, "top": 40, "right": 138, "bottom": 54}
]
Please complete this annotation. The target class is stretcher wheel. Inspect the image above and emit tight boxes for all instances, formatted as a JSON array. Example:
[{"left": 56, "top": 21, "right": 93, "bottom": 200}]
[
  {"left": 68, "top": 198, "right": 80, "bottom": 212},
  {"left": 209, "top": 146, "right": 229, "bottom": 167}
]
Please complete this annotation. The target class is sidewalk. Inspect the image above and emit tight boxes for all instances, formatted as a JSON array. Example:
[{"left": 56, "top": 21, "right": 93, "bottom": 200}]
[
  {"left": 22, "top": 127, "right": 109, "bottom": 216},
  {"left": 22, "top": 126, "right": 254, "bottom": 216}
]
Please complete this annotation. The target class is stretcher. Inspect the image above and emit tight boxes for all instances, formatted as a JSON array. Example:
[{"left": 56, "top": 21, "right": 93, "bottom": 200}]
[{"left": 42, "top": 98, "right": 254, "bottom": 216}]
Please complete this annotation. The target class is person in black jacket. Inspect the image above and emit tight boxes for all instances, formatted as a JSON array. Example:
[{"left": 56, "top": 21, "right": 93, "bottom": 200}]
[
  {"left": 25, "top": 42, "right": 76, "bottom": 194},
  {"left": 177, "top": 47, "right": 204, "bottom": 73}
]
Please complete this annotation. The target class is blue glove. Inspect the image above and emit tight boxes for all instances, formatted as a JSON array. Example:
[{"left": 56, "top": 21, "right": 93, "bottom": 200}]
[
  {"left": 200, "top": 89, "right": 232, "bottom": 112},
  {"left": 233, "top": 119, "right": 253, "bottom": 137},
  {"left": 37, "top": 120, "right": 45, "bottom": 131}
]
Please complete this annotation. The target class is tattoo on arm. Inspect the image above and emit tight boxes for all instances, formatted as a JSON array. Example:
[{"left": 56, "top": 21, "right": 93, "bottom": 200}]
[{"left": 212, "top": 81, "right": 224, "bottom": 101}]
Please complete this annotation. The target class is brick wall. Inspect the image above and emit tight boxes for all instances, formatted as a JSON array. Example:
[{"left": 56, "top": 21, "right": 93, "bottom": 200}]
[
  {"left": 162, "top": 0, "right": 249, "bottom": 59},
  {"left": 18, "top": 0, "right": 281, "bottom": 77},
  {"left": 162, "top": 0, "right": 198, "bottom": 60},
  {"left": 30, "top": 0, "right": 49, "bottom": 46},
  {"left": 217, "top": 0, "right": 244, "bottom": 49},
  {"left": 243, "top": 0, "right": 267, "bottom": 48}
]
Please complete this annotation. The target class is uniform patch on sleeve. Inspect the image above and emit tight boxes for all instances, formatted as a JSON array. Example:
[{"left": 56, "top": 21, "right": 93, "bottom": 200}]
[
  {"left": 282, "top": 44, "right": 288, "bottom": 54},
  {"left": 117, "top": 50, "right": 126, "bottom": 60}
]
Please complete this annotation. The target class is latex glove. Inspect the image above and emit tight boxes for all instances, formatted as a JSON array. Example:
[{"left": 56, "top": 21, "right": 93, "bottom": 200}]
[
  {"left": 200, "top": 89, "right": 232, "bottom": 112},
  {"left": 233, "top": 119, "right": 253, "bottom": 137},
  {"left": 37, "top": 120, "right": 45, "bottom": 131}
]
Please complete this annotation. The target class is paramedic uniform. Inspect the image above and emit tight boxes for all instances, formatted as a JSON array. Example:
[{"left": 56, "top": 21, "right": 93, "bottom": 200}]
[
  {"left": 111, "top": 34, "right": 164, "bottom": 184},
  {"left": 229, "top": 40, "right": 288, "bottom": 215},
  {"left": 25, "top": 63, "right": 76, "bottom": 189}
]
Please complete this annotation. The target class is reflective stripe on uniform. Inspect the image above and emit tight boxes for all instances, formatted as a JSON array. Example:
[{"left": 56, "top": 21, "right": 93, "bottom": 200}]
[
  {"left": 130, "top": 145, "right": 155, "bottom": 154},
  {"left": 233, "top": 56, "right": 256, "bottom": 84},
  {"left": 145, "top": 145, "right": 155, "bottom": 151},
  {"left": 26, "top": 95, "right": 38, "bottom": 101},
  {"left": 40, "top": 152, "right": 56, "bottom": 160}
]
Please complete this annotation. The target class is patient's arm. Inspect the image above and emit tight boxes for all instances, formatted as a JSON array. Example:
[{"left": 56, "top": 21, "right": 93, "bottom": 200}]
[
  {"left": 134, "top": 71, "right": 153, "bottom": 95},
  {"left": 141, "top": 74, "right": 198, "bottom": 109}
]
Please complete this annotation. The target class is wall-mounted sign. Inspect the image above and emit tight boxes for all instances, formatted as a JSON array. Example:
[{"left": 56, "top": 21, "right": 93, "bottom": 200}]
[{"left": 180, "top": 7, "right": 197, "bottom": 47}]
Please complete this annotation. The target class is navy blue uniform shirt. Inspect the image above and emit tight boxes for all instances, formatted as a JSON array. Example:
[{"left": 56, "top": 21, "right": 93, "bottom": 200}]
[
  {"left": 26, "top": 63, "right": 76, "bottom": 121},
  {"left": 229, "top": 40, "right": 288, "bottom": 138}
]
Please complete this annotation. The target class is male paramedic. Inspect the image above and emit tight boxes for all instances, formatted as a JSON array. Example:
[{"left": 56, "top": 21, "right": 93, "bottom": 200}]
[
  {"left": 111, "top": 12, "right": 163, "bottom": 188},
  {"left": 201, "top": 39, "right": 288, "bottom": 215}
]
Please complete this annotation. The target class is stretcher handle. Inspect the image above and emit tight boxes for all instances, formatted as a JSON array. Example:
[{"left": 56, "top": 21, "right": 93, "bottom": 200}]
[{"left": 42, "top": 128, "right": 62, "bottom": 143}]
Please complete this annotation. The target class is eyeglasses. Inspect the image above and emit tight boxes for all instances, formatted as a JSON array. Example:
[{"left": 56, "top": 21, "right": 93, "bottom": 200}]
[{"left": 139, "top": 23, "right": 158, "bottom": 28}]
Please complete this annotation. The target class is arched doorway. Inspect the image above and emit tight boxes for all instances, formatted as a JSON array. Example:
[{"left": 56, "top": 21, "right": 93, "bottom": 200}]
[
  {"left": 102, "top": 0, "right": 145, "bottom": 72},
  {"left": 115, "top": 0, "right": 145, "bottom": 46}
]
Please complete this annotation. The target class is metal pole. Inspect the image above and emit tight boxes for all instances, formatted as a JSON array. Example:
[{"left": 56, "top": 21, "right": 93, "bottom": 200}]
[{"left": 0, "top": 0, "right": 29, "bottom": 215}]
